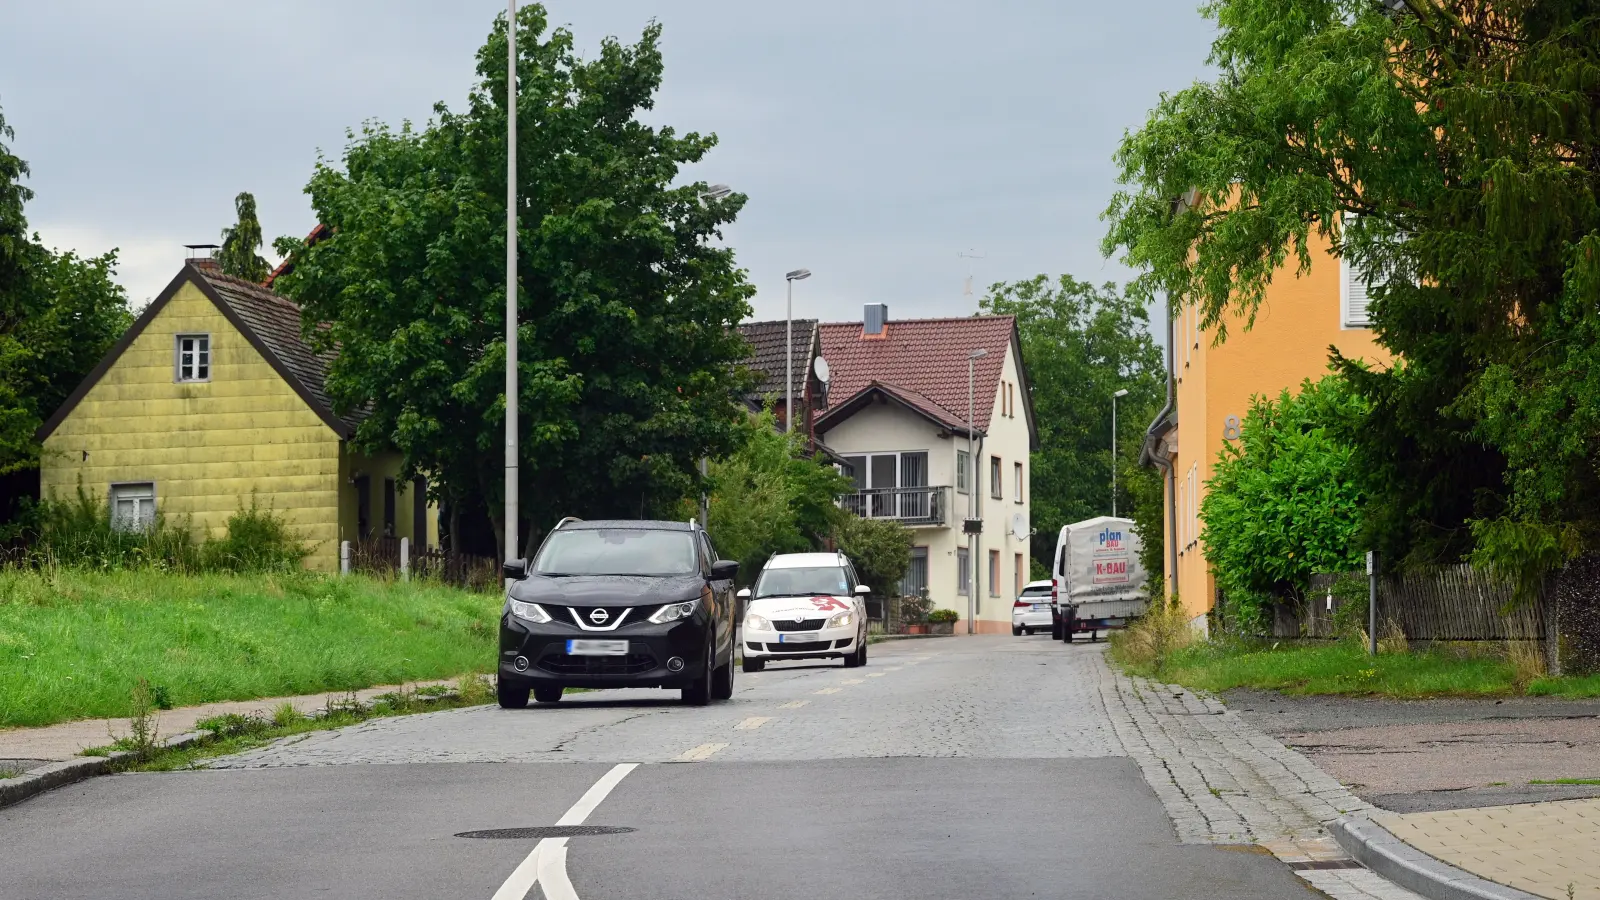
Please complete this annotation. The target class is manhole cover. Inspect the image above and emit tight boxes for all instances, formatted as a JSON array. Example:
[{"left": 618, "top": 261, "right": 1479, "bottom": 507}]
[{"left": 455, "top": 825, "right": 636, "bottom": 840}]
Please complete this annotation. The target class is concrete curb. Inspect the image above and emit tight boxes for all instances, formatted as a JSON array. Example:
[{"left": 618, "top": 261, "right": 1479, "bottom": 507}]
[
  {"left": 0, "top": 688, "right": 468, "bottom": 811},
  {"left": 869, "top": 633, "right": 956, "bottom": 642},
  {"left": 1330, "top": 816, "right": 1544, "bottom": 900}
]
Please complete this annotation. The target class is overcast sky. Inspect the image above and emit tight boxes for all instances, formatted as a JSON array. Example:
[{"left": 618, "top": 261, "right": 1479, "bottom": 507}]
[{"left": 0, "top": 1, "right": 1213, "bottom": 329}]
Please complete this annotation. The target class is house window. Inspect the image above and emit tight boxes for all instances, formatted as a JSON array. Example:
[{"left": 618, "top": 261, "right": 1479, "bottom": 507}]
[
  {"left": 1186, "top": 463, "right": 1199, "bottom": 548},
  {"left": 355, "top": 475, "right": 372, "bottom": 541},
  {"left": 900, "top": 547, "right": 929, "bottom": 598},
  {"left": 957, "top": 547, "right": 970, "bottom": 596},
  {"left": 956, "top": 450, "right": 970, "bottom": 494},
  {"left": 383, "top": 478, "right": 397, "bottom": 537},
  {"left": 1014, "top": 553, "right": 1025, "bottom": 597},
  {"left": 990, "top": 456, "right": 1002, "bottom": 500},
  {"left": 988, "top": 549, "right": 1001, "bottom": 596},
  {"left": 109, "top": 483, "right": 156, "bottom": 532},
  {"left": 1014, "top": 462, "right": 1024, "bottom": 503},
  {"left": 842, "top": 451, "right": 931, "bottom": 520},
  {"left": 175, "top": 334, "right": 210, "bottom": 382}
]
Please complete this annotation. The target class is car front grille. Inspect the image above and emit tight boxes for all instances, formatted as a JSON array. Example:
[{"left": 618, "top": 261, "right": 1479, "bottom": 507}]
[
  {"left": 772, "top": 618, "right": 829, "bottom": 632},
  {"left": 543, "top": 605, "right": 634, "bottom": 630},
  {"left": 537, "top": 652, "right": 657, "bottom": 676},
  {"left": 764, "top": 641, "right": 833, "bottom": 653}
]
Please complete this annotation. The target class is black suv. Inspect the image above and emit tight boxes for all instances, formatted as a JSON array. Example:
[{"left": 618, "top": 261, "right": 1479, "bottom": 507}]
[{"left": 497, "top": 518, "right": 739, "bottom": 708}]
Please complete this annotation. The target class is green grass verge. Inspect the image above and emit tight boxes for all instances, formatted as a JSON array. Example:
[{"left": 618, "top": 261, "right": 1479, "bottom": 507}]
[
  {"left": 1529, "top": 778, "right": 1600, "bottom": 786},
  {"left": 1117, "top": 638, "right": 1600, "bottom": 699},
  {"left": 0, "top": 568, "right": 502, "bottom": 728}
]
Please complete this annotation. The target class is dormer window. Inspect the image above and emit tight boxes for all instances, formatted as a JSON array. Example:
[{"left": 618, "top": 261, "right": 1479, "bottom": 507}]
[{"left": 176, "top": 334, "right": 210, "bottom": 382}]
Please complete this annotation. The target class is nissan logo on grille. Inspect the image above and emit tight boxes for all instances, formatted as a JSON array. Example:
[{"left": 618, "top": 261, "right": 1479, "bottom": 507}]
[{"left": 589, "top": 608, "right": 610, "bottom": 625}]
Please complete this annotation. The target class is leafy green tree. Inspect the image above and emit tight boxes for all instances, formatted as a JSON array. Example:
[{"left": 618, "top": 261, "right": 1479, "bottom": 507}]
[
  {"left": 700, "top": 408, "right": 851, "bottom": 582},
  {"left": 0, "top": 103, "right": 131, "bottom": 476},
  {"left": 1202, "top": 375, "right": 1369, "bottom": 627},
  {"left": 217, "top": 192, "right": 270, "bottom": 283},
  {"left": 1102, "top": 0, "right": 1599, "bottom": 576},
  {"left": 832, "top": 514, "right": 913, "bottom": 598},
  {"left": 273, "top": 6, "right": 755, "bottom": 551},
  {"left": 980, "top": 274, "right": 1165, "bottom": 568}
]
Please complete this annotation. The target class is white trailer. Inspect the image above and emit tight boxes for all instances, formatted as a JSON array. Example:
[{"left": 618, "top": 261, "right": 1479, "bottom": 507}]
[{"left": 1049, "top": 516, "right": 1149, "bottom": 642}]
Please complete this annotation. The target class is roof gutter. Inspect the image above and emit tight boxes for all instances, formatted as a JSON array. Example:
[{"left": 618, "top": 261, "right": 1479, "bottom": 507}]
[{"left": 1139, "top": 294, "right": 1180, "bottom": 596}]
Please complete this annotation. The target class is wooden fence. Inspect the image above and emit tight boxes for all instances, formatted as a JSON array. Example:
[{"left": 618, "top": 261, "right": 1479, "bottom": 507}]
[
  {"left": 1280, "top": 564, "right": 1546, "bottom": 641},
  {"left": 344, "top": 537, "right": 500, "bottom": 592}
]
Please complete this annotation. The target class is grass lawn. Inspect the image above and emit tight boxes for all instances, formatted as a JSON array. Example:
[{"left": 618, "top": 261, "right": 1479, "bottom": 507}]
[
  {"left": 1117, "top": 638, "right": 1600, "bottom": 699},
  {"left": 0, "top": 568, "right": 502, "bottom": 728}
]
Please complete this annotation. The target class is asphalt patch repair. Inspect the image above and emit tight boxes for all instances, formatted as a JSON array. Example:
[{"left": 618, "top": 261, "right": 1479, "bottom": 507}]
[
  {"left": 455, "top": 825, "right": 636, "bottom": 839},
  {"left": 1223, "top": 689, "right": 1600, "bottom": 813}
]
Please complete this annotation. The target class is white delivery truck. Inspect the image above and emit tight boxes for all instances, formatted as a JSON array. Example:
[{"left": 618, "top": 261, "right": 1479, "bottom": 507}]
[{"left": 1050, "top": 516, "right": 1149, "bottom": 642}]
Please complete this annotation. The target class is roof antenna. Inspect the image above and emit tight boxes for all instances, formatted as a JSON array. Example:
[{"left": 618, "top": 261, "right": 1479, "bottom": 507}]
[{"left": 958, "top": 249, "right": 986, "bottom": 298}]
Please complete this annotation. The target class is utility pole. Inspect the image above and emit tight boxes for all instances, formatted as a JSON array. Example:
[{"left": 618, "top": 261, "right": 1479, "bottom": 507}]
[
  {"left": 966, "top": 348, "right": 989, "bottom": 634},
  {"left": 504, "top": 0, "right": 519, "bottom": 572},
  {"left": 1112, "top": 388, "right": 1128, "bottom": 517}
]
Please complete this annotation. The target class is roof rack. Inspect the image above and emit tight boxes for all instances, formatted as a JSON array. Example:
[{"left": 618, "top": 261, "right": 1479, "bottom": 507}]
[{"left": 553, "top": 516, "right": 582, "bottom": 530}]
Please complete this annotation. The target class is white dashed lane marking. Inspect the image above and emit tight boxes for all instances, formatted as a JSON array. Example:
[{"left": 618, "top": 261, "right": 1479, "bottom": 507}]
[
  {"left": 778, "top": 700, "right": 810, "bottom": 709},
  {"left": 734, "top": 717, "right": 773, "bottom": 730},
  {"left": 814, "top": 688, "right": 842, "bottom": 695}
]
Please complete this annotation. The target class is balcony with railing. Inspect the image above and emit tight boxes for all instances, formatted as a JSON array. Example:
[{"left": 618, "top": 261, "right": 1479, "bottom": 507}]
[{"left": 839, "top": 485, "right": 952, "bottom": 527}]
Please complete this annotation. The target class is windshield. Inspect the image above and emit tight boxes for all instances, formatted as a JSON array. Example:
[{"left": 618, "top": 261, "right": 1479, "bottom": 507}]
[
  {"left": 755, "top": 566, "right": 849, "bottom": 599},
  {"left": 533, "top": 529, "right": 698, "bottom": 577},
  {"left": 1020, "top": 586, "right": 1052, "bottom": 598}
]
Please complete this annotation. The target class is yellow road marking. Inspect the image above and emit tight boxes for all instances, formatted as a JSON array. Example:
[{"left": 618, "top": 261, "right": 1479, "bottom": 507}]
[
  {"left": 840, "top": 678, "right": 865, "bottom": 685},
  {"left": 676, "top": 742, "right": 728, "bottom": 761},
  {"left": 735, "top": 717, "right": 773, "bottom": 730},
  {"left": 814, "top": 687, "right": 842, "bottom": 695},
  {"left": 866, "top": 672, "right": 886, "bottom": 677},
  {"left": 778, "top": 700, "right": 810, "bottom": 709}
]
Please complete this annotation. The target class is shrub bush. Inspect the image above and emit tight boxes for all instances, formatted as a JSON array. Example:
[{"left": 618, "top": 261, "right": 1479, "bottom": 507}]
[
  {"left": 928, "top": 608, "right": 959, "bottom": 623},
  {"left": 1110, "top": 597, "right": 1196, "bottom": 675}
]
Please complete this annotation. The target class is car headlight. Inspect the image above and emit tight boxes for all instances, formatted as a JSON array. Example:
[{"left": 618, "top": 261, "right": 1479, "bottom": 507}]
[
  {"left": 649, "top": 599, "right": 699, "bottom": 624},
  {"left": 508, "top": 599, "right": 551, "bottom": 624},
  {"left": 744, "top": 613, "right": 773, "bottom": 631},
  {"left": 826, "top": 612, "right": 854, "bottom": 629}
]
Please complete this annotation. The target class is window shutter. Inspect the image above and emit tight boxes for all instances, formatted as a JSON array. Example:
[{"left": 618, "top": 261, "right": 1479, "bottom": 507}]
[{"left": 1341, "top": 213, "right": 1373, "bottom": 328}]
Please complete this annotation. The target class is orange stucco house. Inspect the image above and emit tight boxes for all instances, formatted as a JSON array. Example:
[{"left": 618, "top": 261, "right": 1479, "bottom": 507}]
[{"left": 1140, "top": 220, "right": 1392, "bottom": 623}]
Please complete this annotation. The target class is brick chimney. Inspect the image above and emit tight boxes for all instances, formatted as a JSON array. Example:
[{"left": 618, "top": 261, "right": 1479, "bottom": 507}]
[{"left": 184, "top": 243, "right": 221, "bottom": 271}]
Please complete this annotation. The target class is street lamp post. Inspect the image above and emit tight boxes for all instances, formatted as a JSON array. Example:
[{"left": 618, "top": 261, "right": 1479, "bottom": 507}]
[
  {"left": 967, "top": 348, "right": 989, "bottom": 634},
  {"left": 696, "top": 184, "right": 732, "bottom": 529},
  {"left": 784, "top": 269, "right": 811, "bottom": 433},
  {"left": 1112, "top": 388, "right": 1129, "bottom": 517},
  {"left": 504, "top": 0, "right": 518, "bottom": 573}
]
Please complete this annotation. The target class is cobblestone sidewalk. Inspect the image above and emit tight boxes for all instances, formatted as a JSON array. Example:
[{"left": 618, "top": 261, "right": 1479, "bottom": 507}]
[{"left": 1092, "top": 652, "right": 1426, "bottom": 900}]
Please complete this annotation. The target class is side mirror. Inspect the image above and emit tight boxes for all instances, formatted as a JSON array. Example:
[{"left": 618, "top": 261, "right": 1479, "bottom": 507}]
[
  {"left": 854, "top": 585, "right": 871, "bottom": 596},
  {"left": 711, "top": 560, "right": 740, "bottom": 581},
  {"left": 736, "top": 587, "right": 752, "bottom": 600},
  {"left": 502, "top": 559, "right": 527, "bottom": 580}
]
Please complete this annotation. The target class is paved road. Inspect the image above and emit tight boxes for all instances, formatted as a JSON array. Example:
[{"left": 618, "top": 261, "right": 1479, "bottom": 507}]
[
  {"left": 1, "top": 637, "right": 1318, "bottom": 899},
  {"left": 1224, "top": 689, "right": 1600, "bottom": 814}
]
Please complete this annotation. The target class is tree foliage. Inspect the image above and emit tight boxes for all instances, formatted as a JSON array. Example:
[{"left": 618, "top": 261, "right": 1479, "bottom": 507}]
[
  {"left": 1103, "top": 0, "right": 1600, "bottom": 575},
  {"left": 272, "top": 7, "right": 755, "bottom": 550},
  {"left": 700, "top": 409, "right": 851, "bottom": 583},
  {"left": 980, "top": 274, "right": 1165, "bottom": 568},
  {"left": 832, "top": 513, "right": 913, "bottom": 598},
  {"left": 0, "top": 103, "right": 131, "bottom": 476},
  {"left": 1201, "top": 375, "right": 1369, "bottom": 627},
  {"left": 217, "top": 191, "right": 270, "bottom": 283}
]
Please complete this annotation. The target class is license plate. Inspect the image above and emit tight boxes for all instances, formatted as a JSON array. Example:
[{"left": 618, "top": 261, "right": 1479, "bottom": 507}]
[
  {"left": 1032, "top": 603, "right": 1049, "bottom": 611},
  {"left": 566, "top": 639, "right": 629, "bottom": 656},
  {"left": 779, "top": 632, "right": 821, "bottom": 643}
]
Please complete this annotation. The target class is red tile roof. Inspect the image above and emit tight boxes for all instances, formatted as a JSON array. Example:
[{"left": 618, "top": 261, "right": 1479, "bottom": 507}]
[{"left": 816, "top": 315, "right": 1017, "bottom": 433}]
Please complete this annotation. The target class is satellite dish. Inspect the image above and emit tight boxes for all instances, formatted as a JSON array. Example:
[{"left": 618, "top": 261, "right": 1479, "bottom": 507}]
[
  {"left": 1011, "top": 513, "right": 1028, "bottom": 541},
  {"left": 814, "top": 356, "right": 830, "bottom": 383}
]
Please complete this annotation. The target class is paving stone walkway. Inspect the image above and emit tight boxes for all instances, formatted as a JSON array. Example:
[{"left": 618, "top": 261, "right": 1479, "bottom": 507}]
[{"left": 1374, "top": 800, "right": 1600, "bottom": 900}]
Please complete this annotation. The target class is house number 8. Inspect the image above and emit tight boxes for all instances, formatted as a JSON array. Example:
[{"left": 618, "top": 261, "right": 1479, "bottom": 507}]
[{"left": 1223, "top": 415, "right": 1241, "bottom": 441}]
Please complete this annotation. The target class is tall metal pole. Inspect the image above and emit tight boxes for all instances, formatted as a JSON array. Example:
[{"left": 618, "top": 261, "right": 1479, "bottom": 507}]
[
  {"left": 785, "top": 278, "right": 793, "bottom": 432},
  {"left": 1113, "top": 393, "right": 1126, "bottom": 518},
  {"left": 968, "top": 356, "right": 976, "bottom": 635},
  {"left": 504, "top": 0, "right": 519, "bottom": 567}
]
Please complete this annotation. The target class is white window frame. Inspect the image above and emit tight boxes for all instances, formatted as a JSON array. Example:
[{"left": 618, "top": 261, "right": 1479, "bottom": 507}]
[
  {"left": 175, "top": 334, "right": 211, "bottom": 383},
  {"left": 957, "top": 547, "right": 971, "bottom": 597},
  {"left": 1186, "top": 464, "right": 1200, "bottom": 548},
  {"left": 989, "top": 456, "right": 1003, "bottom": 500},
  {"left": 988, "top": 549, "right": 1001, "bottom": 597},
  {"left": 109, "top": 482, "right": 157, "bottom": 533},
  {"left": 956, "top": 449, "right": 970, "bottom": 495},
  {"left": 1013, "top": 461, "right": 1024, "bottom": 504}
]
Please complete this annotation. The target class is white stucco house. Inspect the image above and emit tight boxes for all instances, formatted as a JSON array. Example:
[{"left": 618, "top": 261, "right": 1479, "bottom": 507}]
[{"left": 812, "top": 305, "right": 1037, "bottom": 634}]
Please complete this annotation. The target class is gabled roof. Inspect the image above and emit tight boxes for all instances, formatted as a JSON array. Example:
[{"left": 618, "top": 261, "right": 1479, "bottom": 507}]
[
  {"left": 814, "top": 380, "right": 974, "bottom": 437},
  {"left": 37, "top": 259, "right": 359, "bottom": 442},
  {"left": 815, "top": 314, "right": 1036, "bottom": 447},
  {"left": 736, "top": 319, "right": 817, "bottom": 409}
]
